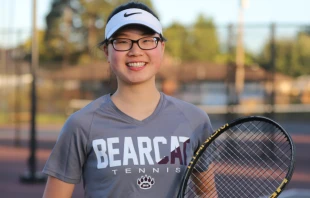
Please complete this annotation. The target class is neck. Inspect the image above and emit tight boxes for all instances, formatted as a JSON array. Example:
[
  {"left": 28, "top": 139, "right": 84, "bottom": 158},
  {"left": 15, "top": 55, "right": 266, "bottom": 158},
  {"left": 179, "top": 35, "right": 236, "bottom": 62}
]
[{"left": 112, "top": 79, "right": 160, "bottom": 107}]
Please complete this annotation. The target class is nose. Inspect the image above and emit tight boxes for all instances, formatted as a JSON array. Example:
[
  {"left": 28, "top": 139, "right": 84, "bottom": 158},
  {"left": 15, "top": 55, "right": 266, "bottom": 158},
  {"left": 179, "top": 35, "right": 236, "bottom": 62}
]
[{"left": 128, "top": 42, "right": 143, "bottom": 56}]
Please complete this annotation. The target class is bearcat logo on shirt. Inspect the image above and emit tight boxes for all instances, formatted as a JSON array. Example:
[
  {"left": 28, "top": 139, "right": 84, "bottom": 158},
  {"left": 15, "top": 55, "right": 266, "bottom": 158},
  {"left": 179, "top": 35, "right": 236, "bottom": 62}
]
[
  {"left": 137, "top": 175, "right": 155, "bottom": 189},
  {"left": 92, "top": 136, "right": 190, "bottom": 168}
]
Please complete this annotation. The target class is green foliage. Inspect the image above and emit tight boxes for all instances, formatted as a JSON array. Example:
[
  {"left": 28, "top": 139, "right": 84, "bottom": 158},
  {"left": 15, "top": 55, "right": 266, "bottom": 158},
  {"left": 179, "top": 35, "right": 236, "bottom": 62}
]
[
  {"left": 258, "top": 30, "right": 310, "bottom": 76},
  {"left": 296, "top": 32, "right": 310, "bottom": 75},
  {"left": 163, "top": 22, "right": 188, "bottom": 60},
  {"left": 43, "top": 0, "right": 155, "bottom": 66},
  {"left": 20, "top": 30, "right": 59, "bottom": 64},
  {"left": 185, "top": 14, "right": 219, "bottom": 62},
  {"left": 24, "top": 0, "right": 261, "bottom": 69},
  {"left": 163, "top": 14, "right": 220, "bottom": 63}
]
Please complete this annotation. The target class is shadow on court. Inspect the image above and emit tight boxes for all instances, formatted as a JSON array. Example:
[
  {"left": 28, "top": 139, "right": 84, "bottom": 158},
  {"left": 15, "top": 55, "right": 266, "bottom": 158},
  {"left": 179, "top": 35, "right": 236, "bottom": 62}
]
[{"left": 0, "top": 124, "right": 85, "bottom": 198}]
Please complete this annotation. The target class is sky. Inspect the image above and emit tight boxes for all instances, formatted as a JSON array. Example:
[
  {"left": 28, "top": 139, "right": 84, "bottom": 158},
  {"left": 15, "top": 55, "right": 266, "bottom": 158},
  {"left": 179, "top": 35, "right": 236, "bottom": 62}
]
[
  {"left": 153, "top": 0, "right": 310, "bottom": 27},
  {"left": 0, "top": 0, "right": 309, "bottom": 49}
]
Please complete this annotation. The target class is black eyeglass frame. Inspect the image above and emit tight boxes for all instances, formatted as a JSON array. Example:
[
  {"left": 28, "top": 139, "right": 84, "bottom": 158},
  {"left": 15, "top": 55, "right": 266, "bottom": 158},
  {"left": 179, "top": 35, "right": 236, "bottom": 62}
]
[{"left": 107, "top": 36, "right": 164, "bottom": 51}]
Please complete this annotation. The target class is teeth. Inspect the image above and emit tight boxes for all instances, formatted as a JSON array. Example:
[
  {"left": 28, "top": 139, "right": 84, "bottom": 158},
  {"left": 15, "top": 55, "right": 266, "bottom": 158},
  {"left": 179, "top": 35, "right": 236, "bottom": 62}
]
[{"left": 127, "top": 62, "right": 145, "bottom": 67}]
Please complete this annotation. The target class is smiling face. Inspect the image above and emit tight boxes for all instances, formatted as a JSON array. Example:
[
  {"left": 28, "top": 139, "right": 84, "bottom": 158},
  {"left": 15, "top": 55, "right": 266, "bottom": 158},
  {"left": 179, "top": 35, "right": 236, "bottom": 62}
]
[{"left": 104, "top": 25, "right": 165, "bottom": 86}]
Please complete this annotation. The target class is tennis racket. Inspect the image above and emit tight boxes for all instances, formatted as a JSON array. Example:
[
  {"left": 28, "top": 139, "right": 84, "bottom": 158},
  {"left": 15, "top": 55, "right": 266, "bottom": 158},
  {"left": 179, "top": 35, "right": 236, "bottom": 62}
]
[{"left": 178, "top": 116, "right": 295, "bottom": 198}]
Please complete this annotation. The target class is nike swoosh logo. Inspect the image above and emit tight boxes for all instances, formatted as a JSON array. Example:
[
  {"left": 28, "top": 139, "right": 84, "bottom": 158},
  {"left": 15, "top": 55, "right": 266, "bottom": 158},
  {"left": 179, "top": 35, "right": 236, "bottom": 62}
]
[{"left": 124, "top": 12, "right": 142, "bottom": 17}]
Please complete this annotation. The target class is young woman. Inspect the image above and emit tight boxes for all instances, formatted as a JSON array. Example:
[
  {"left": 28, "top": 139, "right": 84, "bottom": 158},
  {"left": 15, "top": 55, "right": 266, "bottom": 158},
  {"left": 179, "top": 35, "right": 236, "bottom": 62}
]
[{"left": 42, "top": 2, "right": 215, "bottom": 198}]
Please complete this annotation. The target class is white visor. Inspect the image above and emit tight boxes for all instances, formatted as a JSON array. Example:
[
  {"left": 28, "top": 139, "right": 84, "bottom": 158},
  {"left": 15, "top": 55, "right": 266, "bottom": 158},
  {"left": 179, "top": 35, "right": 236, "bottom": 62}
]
[{"left": 105, "top": 8, "right": 163, "bottom": 40}]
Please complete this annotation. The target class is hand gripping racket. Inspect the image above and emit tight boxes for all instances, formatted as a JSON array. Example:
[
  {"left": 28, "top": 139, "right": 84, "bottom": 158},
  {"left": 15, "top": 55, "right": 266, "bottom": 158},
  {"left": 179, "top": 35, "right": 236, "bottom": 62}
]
[{"left": 178, "top": 116, "right": 295, "bottom": 198}]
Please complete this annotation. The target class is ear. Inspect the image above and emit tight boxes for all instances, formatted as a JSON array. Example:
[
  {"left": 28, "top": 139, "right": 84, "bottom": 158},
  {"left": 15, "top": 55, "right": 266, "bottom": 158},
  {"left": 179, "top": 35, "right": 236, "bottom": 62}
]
[
  {"left": 160, "top": 41, "right": 165, "bottom": 57},
  {"left": 103, "top": 45, "right": 109, "bottom": 58}
]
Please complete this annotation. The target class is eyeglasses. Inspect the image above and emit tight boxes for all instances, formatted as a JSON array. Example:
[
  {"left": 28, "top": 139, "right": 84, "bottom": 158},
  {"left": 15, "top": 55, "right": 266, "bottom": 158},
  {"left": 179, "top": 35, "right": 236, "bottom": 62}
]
[{"left": 108, "top": 36, "right": 162, "bottom": 51}]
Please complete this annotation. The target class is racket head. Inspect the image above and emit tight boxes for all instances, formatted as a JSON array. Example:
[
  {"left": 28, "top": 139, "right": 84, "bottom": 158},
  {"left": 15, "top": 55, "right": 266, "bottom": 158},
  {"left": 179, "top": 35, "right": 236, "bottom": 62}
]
[{"left": 178, "top": 116, "right": 295, "bottom": 198}]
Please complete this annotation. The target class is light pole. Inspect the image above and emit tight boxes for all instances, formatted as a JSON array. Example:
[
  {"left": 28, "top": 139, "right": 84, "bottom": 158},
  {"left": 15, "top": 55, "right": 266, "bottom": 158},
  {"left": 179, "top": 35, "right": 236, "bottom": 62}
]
[
  {"left": 235, "top": 0, "right": 247, "bottom": 104},
  {"left": 20, "top": 0, "right": 46, "bottom": 183}
]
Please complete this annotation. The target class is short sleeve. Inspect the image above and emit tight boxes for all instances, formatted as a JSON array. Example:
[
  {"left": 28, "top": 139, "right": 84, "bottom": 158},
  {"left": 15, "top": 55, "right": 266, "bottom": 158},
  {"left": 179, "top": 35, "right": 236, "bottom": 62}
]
[
  {"left": 168, "top": 96, "right": 215, "bottom": 168},
  {"left": 191, "top": 110, "right": 214, "bottom": 151},
  {"left": 42, "top": 114, "right": 90, "bottom": 184},
  {"left": 191, "top": 111, "right": 216, "bottom": 172}
]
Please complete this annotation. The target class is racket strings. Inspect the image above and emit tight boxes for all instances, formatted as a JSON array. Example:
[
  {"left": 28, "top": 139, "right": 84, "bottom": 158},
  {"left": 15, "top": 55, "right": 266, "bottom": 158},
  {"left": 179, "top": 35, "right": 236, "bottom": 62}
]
[
  {"left": 188, "top": 131, "right": 290, "bottom": 197},
  {"left": 187, "top": 148, "right": 274, "bottom": 197},
  {"left": 198, "top": 139, "right": 278, "bottom": 197},
  {"left": 228, "top": 122, "right": 290, "bottom": 183},
  {"left": 233, "top": 122, "right": 290, "bottom": 176},
  {"left": 191, "top": 144, "right": 262, "bottom": 197},
  {"left": 232, "top": 121, "right": 289, "bottom": 171},
  {"left": 183, "top": 120, "right": 292, "bottom": 198},
  {"left": 189, "top": 154, "right": 257, "bottom": 198},
  {"left": 198, "top": 144, "right": 265, "bottom": 191},
  {"left": 189, "top": 164, "right": 235, "bottom": 198},
  {"left": 192, "top": 145, "right": 278, "bottom": 197},
  {"left": 196, "top": 157, "right": 258, "bottom": 198},
  {"left": 242, "top": 123, "right": 292, "bottom": 181},
  {"left": 247, "top": 121, "right": 291, "bottom": 162},
  {"left": 222, "top": 129, "right": 285, "bottom": 183}
]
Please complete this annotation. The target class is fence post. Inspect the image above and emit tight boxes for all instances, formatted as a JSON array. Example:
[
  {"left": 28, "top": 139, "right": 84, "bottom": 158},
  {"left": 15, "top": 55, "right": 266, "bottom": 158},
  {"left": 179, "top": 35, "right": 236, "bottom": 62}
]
[
  {"left": 270, "top": 23, "right": 276, "bottom": 119},
  {"left": 20, "top": 0, "right": 46, "bottom": 184},
  {"left": 226, "top": 23, "right": 236, "bottom": 122}
]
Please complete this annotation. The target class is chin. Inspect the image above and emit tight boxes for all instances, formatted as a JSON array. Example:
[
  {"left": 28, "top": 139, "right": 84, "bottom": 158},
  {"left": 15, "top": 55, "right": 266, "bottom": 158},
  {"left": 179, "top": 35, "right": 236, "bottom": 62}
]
[{"left": 125, "top": 76, "right": 155, "bottom": 85}]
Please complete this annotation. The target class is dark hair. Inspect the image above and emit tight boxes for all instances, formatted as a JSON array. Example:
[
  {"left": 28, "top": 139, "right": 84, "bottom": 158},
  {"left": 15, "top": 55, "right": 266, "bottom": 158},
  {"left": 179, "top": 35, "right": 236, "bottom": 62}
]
[{"left": 98, "top": 2, "right": 165, "bottom": 49}]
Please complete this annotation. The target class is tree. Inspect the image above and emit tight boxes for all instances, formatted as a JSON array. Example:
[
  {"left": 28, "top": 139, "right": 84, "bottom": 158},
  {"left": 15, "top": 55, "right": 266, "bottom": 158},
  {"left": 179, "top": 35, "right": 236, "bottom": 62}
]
[
  {"left": 44, "top": 0, "right": 74, "bottom": 64},
  {"left": 20, "top": 30, "right": 53, "bottom": 65},
  {"left": 296, "top": 31, "right": 310, "bottom": 75},
  {"left": 185, "top": 14, "right": 219, "bottom": 62},
  {"left": 258, "top": 29, "right": 310, "bottom": 76},
  {"left": 43, "top": 0, "right": 154, "bottom": 66},
  {"left": 163, "top": 14, "right": 220, "bottom": 63},
  {"left": 163, "top": 22, "right": 188, "bottom": 61}
]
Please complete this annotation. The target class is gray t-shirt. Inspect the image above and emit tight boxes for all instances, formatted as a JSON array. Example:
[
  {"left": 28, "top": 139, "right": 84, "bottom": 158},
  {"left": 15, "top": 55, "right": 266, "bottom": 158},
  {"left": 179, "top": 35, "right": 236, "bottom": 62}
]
[{"left": 43, "top": 93, "right": 213, "bottom": 198}]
